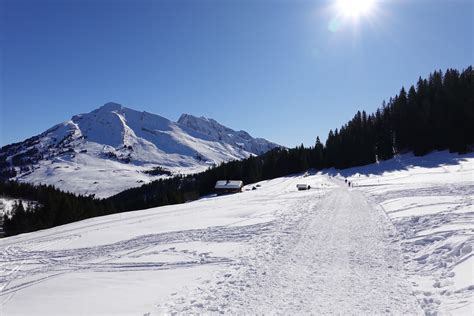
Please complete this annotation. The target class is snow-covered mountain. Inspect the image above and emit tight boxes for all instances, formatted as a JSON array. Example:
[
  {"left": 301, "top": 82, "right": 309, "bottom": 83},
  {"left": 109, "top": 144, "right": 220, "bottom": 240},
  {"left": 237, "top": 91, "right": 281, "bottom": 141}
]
[
  {"left": 0, "top": 102, "right": 280, "bottom": 197},
  {"left": 178, "top": 114, "right": 276, "bottom": 155}
]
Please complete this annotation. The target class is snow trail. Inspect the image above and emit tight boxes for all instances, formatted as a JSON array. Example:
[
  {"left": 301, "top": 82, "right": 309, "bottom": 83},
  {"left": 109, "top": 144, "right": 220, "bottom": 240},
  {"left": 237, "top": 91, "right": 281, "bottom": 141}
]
[
  {"left": 284, "top": 185, "right": 421, "bottom": 314},
  {"left": 164, "top": 181, "right": 421, "bottom": 314}
]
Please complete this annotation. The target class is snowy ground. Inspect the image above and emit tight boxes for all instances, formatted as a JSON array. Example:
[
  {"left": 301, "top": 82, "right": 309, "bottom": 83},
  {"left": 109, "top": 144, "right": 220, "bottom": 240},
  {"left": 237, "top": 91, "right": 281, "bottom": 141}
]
[
  {"left": 161, "top": 183, "right": 420, "bottom": 315},
  {"left": 0, "top": 175, "right": 326, "bottom": 315},
  {"left": 0, "top": 151, "right": 471, "bottom": 315},
  {"left": 334, "top": 151, "right": 474, "bottom": 315}
]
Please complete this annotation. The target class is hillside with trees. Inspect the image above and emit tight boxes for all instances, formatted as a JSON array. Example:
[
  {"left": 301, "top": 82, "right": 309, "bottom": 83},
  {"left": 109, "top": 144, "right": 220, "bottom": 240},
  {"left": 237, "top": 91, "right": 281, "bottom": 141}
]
[
  {"left": 1, "top": 181, "right": 115, "bottom": 236},
  {"left": 2, "top": 66, "right": 472, "bottom": 236},
  {"left": 324, "top": 67, "right": 473, "bottom": 169}
]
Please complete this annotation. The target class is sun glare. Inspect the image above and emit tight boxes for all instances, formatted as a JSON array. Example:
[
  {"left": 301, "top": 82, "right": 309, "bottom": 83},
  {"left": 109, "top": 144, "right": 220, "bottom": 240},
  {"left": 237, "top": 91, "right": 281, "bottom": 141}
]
[{"left": 336, "top": 0, "right": 376, "bottom": 18}]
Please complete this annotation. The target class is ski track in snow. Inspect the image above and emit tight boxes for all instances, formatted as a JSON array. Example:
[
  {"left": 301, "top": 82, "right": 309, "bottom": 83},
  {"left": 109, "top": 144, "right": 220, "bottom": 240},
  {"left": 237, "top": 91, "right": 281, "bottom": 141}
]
[{"left": 159, "top": 182, "right": 421, "bottom": 315}]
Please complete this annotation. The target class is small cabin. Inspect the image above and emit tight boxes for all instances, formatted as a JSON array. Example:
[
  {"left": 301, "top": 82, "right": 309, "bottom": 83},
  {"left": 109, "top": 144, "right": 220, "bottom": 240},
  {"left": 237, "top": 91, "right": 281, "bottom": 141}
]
[
  {"left": 215, "top": 180, "right": 243, "bottom": 195},
  {"left": 296, "top": 184, "right": 311, "bottom": 191}
]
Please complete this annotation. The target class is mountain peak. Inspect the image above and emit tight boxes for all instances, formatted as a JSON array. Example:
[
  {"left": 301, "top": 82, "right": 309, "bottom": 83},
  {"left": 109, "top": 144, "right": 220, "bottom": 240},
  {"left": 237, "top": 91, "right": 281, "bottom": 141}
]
[
  {"left": 1, "top": 102, "right": 280, "bottom": 197},
  {"left": 99, "top": 102, "right": 123, "bottom": 112},
  {"left": 177, "top": 113, "right": 279, "bottom": 155},
  {"left": 178, "top": 113, "right": 211, "bottom": 124}
]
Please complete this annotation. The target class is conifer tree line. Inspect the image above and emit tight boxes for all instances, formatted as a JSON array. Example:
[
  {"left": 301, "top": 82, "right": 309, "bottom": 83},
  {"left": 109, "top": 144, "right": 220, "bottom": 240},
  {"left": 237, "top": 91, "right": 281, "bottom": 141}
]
[
  {"left": 1, "top": 181, "right": 115, "bottom": 236},
  {"left": 109, "top": 146, "right": 315, "bottom": 211},
  {"left": 1, "top": 66, "right": 472, "bottom": 236},
  {"left": 324, "top": 67, "right": 473, "bottom": 169}
]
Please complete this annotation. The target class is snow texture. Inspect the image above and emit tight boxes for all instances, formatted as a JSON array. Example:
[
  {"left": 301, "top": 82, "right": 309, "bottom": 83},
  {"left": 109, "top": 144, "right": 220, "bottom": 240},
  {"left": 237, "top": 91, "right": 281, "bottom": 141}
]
[
  {"left": 178, "top": 114, "right": 278, "bottom": 155},
  {"left": 331, "top": 150, "right": 474, "bottom": 315}
]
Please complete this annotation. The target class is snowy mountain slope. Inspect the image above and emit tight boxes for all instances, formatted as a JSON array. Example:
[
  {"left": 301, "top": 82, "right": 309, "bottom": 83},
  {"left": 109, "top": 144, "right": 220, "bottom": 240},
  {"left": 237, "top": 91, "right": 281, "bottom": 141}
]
[
  {"left": 0, "top": 103, "right": 279, "bottom": 197},
  {"left": 178, "top": 114, "right": 279, "bottom": 155}
]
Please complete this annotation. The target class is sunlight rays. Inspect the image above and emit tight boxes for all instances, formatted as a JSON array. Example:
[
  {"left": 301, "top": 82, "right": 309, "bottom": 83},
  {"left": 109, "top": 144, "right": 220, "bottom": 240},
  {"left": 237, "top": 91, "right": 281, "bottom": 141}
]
[{"left": 327, "top": 0, "right": 382, "bottom": 33}]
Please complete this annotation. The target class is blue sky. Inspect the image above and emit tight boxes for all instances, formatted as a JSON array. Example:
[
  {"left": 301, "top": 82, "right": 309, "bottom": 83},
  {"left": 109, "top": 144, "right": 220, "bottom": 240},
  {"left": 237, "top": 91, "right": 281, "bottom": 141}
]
[{"left": 1, "top": 0, "right": 472, "bottom": 147}]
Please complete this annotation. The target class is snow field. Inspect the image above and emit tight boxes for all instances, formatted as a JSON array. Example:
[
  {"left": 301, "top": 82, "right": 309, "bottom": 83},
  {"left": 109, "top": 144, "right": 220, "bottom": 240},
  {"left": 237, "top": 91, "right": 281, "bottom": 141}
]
[
  {"left": 1, "top": 170, "right": 423, "bottom": 315},
  {"left": 341, "top": 151, "right": 474, "bottom": 315},
  {"left": 163, "top": 184, "right": 420, "bottom": 314},
  {"left": 0, "top": 174, "right": 327, "bottom": 315}
]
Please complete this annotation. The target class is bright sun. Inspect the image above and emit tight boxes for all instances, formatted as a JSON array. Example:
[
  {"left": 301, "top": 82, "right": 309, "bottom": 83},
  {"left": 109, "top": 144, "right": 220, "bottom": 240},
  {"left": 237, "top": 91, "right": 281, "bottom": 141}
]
[{"left": 336, "top": 0, "right": 376, "bottom": 18}]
